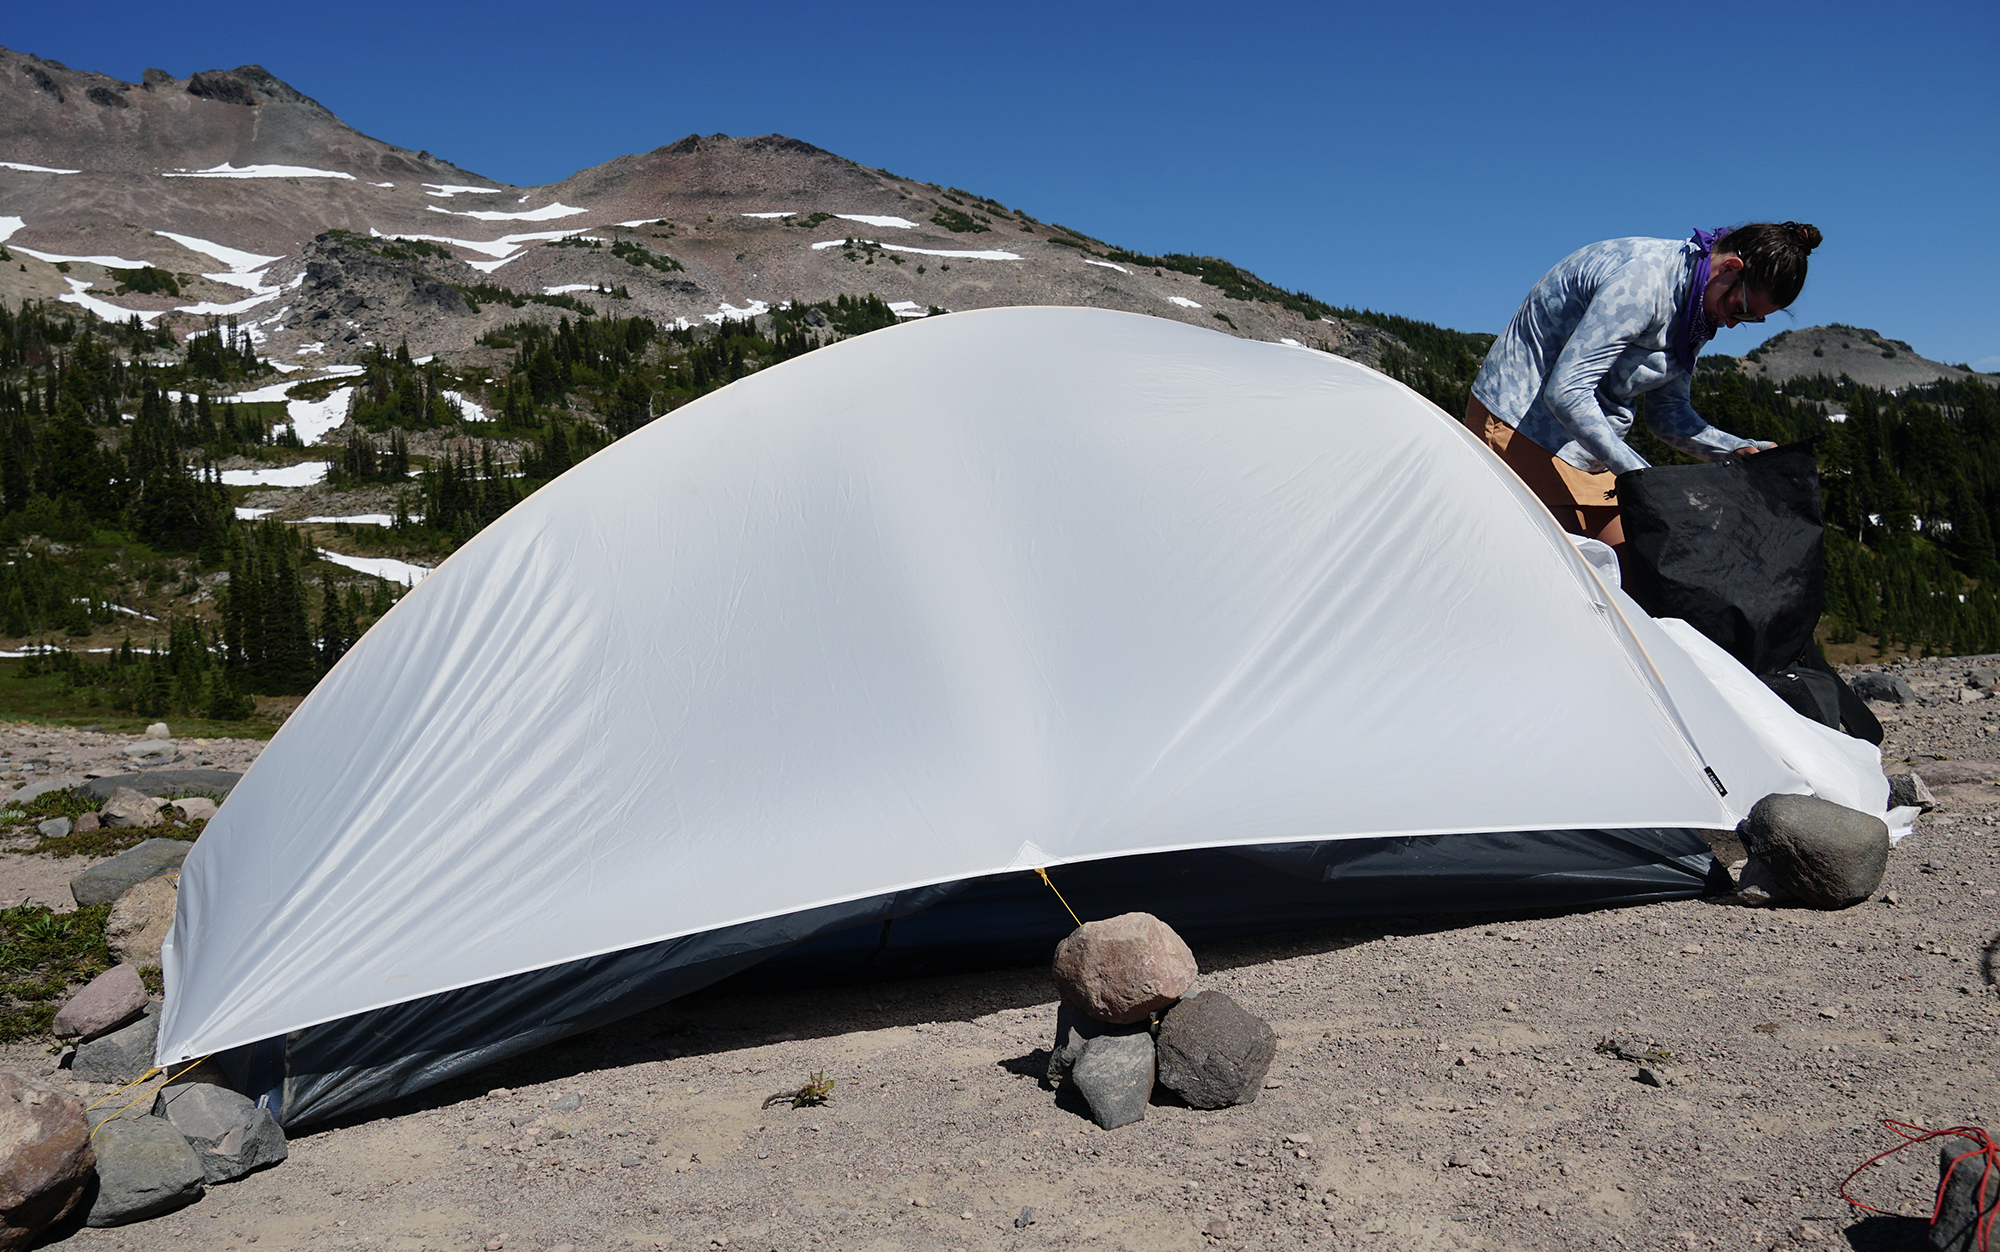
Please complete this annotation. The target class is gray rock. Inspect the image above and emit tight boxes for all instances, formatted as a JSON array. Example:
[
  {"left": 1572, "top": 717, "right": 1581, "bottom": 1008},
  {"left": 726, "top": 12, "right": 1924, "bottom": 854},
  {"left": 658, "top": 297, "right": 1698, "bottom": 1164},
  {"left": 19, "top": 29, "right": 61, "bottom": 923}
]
[
  {"left": 1155, "top": 990, "right": 1276, "bottom": 1109},
  {"left": 69, "top": 837, "right": 191, "bottom": 907},
  {"left": 8, "top": 779, "right": 82, "bottom": 806},
  {"left": 154, "top": 1082, "right": 286, "bottom": 1183},
  {"left": 1071, "top": 1031, "right": 1154, "bottom": 1130},
  {"left": 79, "top": 771, "right": 242, "bottom": 801},
  {"left": 551, "top": 1092, "right": 582, "bottom": 1113},
  {"left": 74, "top": 812, "right": 99, "bottom": 832},
  {"left": 51, "top": 964, "right": 147, "bottom": 1042},
  {"left": 0, "top": 1070, "right": 96, "bottom": 1248},
  {"left": 71, "top": 1013, "right": 159, "bottom": 1086},
  {"left": 1047, "top": 1005, "right": 1146, "bottom": 1087},
  {"left": 98, "top": 787, "right": 164, "bottom": 830},
  {"left": 1969, "top": 668, "right": 2000, "bottom": 691},
  {"left": 106, "top": 877, "right": 176, "bottom": 969},
  {"left": 1735, "top": 854, "right": 1790, "bottom": 907},
  {"left": 143, "top": 724, "right": 169, "bottom": 740},
  {"left": 1849, "top": 672, "right": 1917, "bottom": 704},
  {"left": 1047, "top": 1006, "right": 1092, "bottom": 1086},
  {"left": 1929, "top": 1135, "right": 1999, "bottom": 1252},
  {"left": 118, "top": 740, "right": 179, "bottom": 767},
  {"left": 84, "top": 1114, "right": 203, "bottom": 1227},
  {"left": 1740, "top": 793, "right": 1891, "bottom": 909},
  {"left": 35, "top": 816, "right": 71, "bottom": 840},
  {"left": 1050, "top": 912, "right": 1198, "bottom": 1025},
  {"left": 1887, "top": 772, "right": 1937, "bottom": 812}
]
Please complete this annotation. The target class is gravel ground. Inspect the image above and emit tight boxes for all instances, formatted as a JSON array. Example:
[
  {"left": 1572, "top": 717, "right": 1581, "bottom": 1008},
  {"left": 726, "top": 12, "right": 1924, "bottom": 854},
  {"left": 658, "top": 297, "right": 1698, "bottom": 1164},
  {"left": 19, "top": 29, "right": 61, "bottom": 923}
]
[{"left": 4, "top": 659, "right": 1997, "bottom": 1252}]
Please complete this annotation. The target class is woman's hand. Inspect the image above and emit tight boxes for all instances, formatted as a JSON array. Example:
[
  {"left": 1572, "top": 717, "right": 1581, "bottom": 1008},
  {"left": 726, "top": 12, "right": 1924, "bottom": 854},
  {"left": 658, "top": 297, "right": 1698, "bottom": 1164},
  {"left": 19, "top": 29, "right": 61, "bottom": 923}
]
[{"left": 1733, "top": 441, "right": 1778, "bottom": 457}]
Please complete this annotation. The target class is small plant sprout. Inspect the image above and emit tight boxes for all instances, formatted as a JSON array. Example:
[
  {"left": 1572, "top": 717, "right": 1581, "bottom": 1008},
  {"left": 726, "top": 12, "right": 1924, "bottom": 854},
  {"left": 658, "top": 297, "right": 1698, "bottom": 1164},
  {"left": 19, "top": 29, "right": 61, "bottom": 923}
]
[{"left": 763, "top": 1069, "right": 834, "bottom": 1109}]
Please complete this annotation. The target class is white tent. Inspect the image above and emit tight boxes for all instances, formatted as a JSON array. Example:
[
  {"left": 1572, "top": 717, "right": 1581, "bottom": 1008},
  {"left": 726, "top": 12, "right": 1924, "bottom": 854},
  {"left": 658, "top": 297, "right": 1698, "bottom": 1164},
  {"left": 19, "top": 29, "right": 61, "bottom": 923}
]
[{"left": 157, "top": 307, "right": 1888, "bottom": 1124}]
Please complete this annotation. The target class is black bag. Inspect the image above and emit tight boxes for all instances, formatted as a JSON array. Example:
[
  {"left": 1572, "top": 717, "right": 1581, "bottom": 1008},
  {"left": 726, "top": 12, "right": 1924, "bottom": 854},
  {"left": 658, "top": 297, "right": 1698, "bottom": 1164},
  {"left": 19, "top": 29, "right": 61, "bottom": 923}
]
[{"left": 1614, "top": 443, "right": 1882, "bottom": 744}]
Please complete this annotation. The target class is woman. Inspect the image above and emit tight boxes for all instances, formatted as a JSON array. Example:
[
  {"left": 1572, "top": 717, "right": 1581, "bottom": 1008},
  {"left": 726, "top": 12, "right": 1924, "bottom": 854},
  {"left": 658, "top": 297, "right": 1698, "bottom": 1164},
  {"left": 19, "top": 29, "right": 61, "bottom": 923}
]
[{"left": 1465, "top": 222, "right": 1821, "bottom": 547}]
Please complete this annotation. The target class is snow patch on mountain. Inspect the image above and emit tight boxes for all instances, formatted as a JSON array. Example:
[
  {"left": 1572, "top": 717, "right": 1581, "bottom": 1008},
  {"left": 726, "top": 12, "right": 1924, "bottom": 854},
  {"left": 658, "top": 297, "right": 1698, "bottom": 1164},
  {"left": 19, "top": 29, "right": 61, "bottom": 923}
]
[
  {"left": 164, "top": 163, "right": 356, "bottom": 180},
  {"left": 426, "top": 202, "right": 587, "bottom": 223},
  {"left": 59, "top": 278, "right": 164, "bottom": 324},
  {"left": 0, "top": 161, "right": 78, "bottom": 174},
  {"left": 319, "top": 549, "right": 430, "bottom": 586},
  {"left": 809, "top": 239, "right": 1022, "bottom": 261}
]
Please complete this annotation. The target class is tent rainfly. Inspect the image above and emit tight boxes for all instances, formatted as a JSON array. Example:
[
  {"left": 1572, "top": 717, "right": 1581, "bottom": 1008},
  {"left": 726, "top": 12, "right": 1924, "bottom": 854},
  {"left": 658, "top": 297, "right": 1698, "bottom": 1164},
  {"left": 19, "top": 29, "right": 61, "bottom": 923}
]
[{"left": 157, "top": 307, "right": 1892, "bottom": 1126}]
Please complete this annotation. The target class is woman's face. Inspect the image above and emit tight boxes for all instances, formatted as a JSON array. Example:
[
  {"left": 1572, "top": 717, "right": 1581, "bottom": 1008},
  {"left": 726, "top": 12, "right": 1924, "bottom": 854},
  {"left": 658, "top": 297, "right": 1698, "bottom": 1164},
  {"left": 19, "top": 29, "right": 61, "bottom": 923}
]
[{"left": 1704, "top": 257, "right": 1785, "bottom": 329}]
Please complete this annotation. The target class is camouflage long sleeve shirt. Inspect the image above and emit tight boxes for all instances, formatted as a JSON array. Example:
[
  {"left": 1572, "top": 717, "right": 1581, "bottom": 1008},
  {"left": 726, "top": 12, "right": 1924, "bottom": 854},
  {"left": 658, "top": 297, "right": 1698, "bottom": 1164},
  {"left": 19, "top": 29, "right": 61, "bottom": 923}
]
[{"left": 1470, "top": 236, "right": 1759, "bottom": 476}]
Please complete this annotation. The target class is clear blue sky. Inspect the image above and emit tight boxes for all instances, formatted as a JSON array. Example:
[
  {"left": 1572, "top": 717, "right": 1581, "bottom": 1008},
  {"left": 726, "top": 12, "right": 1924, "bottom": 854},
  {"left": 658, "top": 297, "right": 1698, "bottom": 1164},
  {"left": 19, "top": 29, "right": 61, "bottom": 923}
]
[{"left": 13, "top": 1, "right": 1997, "bottom": 368}]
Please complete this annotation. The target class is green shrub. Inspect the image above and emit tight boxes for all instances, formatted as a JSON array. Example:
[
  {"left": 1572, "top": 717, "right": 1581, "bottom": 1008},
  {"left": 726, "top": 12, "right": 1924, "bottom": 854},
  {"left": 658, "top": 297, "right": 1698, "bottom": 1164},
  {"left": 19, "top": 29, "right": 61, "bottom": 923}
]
[{"left": 930, "top": 208, "right": 989, "bottom": 235}]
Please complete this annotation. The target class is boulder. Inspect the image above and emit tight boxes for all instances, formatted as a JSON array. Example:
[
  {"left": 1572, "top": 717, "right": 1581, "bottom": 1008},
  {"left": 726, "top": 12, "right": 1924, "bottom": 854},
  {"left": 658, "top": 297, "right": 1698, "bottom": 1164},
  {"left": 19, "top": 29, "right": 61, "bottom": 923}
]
[
  {"left": 51, "top": 964, "right": 147, "bottom": 1042},
  {"left": 167, "top": 797, "right": 217, "bottom": 823},
  {"left": 1886, "top": 772, "right": 1937, "bottom": 812},
  {"left": 34, "top": 817, "right": 70, "bottom": 841},
  {"left": 1740, "top": 793, "right": 1891, "bottom": 909},
  {"left": 84, "top": 1114, "right": 202, "bottom": 1227},
  {"left": 1928, "top": 1135, "right": 1998, "bottom": 1252},
  {"left": 1155, "top": 990, "right": 1276, "bottom": 1109},
  {"left": 106, "top": 877, "right": 177, "bottom": 968},
  {"left": 154, "top": 1081, "right": 286, "bottom": 1183},
  {"left": 79, "top": 771, "right": 242, "bottom": 802},
  {"left": 1848, "top": 672, "right": 1917, "bottom": 704},
  {"left": 1047, "top": 1004, "right": 1145, "bottom": 1087},
  {"left": 74, "top": 813, "right": 99, "bottom": 833},
  {"left": 0, "top": 1071, "right": 95, "bottom": 1250},
  {"left": 71, "top": 1013, "right": 159, "bottom": 1087},
  {"left": 98, "top": 788, "right": 165, "bottom": 830},
  {"left": 143, "top": 724, "right": 168, "bottom": 740},
  {"left": 69, "top": 838, "right": 190, "bottom": 907},
  {"left": 1050, "top": 912, "right": 1198, "bottom": 1025},
  {"left": 118, "top": 741, "right": 179, "bottom": 768},
  {"left": 1968, "top": 668, "right": 2000, "bottom": 692},
  {"left": 1070, "top": 1031, "right": 1154, "bottom": 1130}
]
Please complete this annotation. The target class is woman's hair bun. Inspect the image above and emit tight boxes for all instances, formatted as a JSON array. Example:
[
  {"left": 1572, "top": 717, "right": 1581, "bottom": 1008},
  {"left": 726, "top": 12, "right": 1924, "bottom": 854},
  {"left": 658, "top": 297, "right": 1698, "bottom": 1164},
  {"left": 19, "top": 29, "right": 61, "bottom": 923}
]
[{"left": 1781, "top": 222, "right": 1823, "bottom": 254}]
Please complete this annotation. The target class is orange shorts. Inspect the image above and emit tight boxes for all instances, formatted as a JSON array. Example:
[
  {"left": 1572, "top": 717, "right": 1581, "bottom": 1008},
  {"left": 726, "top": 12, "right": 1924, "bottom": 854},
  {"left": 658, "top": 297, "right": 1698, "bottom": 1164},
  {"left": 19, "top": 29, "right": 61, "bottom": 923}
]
[{"left": 1463, "top": 395, "right": 1625, "bottom": 547}]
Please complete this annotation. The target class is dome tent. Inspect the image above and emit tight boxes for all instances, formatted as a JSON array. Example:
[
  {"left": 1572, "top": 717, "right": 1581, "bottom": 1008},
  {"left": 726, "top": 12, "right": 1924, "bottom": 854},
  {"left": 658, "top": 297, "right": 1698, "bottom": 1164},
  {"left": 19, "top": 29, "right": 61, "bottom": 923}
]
[{"left": 157, "top": 307, "right": 1884, "bottom": 1126}]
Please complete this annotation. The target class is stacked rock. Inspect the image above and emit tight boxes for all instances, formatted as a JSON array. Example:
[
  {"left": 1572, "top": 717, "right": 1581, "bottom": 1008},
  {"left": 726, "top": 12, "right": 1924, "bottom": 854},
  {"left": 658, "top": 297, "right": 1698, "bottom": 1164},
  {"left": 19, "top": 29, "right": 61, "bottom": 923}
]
[
  {"left": 1046, "top": 912, "right": 1276, "bottom": 1130},
  {"left": 0, "top": 967, "right": 289, "bottom": 1241}
]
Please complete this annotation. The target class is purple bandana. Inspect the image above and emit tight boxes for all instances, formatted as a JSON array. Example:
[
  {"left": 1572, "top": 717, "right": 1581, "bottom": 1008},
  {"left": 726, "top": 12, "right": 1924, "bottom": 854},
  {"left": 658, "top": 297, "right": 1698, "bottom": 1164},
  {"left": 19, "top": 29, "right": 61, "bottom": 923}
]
[{"left": 1672, "top": 227, "right": 1727, "bottom": 374}]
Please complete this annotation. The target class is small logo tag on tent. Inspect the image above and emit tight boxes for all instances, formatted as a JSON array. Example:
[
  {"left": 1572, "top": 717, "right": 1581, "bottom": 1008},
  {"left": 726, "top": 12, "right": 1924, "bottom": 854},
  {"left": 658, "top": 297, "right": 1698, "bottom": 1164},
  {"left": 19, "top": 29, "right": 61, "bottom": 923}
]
[{"left": 1704, "top": 767, "right": 1728, "bottom": 797}]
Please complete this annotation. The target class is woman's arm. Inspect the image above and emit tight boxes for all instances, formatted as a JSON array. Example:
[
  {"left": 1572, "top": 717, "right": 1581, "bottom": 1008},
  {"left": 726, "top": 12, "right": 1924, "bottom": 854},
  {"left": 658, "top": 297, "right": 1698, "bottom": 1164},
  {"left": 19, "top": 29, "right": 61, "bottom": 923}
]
[
  {"left": 1643, "top": 375, "right": 1771, "bottom": 462},
  {"left": 1538, "top": 282, "right": 1660, "bottom": 476}
]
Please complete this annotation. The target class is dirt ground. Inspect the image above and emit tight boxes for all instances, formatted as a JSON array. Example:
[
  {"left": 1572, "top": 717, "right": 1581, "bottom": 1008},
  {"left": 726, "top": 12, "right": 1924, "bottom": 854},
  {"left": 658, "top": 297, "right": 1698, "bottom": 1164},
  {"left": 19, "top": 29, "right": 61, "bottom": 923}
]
[{"left": 4, "top": 657, "right": 1998, "bottom": 1252}]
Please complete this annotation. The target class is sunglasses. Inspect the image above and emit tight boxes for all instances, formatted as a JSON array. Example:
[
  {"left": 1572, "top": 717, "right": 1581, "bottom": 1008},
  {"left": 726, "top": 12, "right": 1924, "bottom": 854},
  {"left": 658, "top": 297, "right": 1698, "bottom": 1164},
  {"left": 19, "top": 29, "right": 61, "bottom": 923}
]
[{"left": 1733, "top": 274, "right": 1766, "bottom": 324}]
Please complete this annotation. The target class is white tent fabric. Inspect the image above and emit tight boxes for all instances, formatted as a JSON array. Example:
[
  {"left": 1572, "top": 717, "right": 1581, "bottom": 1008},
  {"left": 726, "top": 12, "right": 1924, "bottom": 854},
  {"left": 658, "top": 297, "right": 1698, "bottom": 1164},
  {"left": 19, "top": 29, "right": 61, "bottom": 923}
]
[{"left": 158, "top": 306, "right": 1865, "bottom": 1066}]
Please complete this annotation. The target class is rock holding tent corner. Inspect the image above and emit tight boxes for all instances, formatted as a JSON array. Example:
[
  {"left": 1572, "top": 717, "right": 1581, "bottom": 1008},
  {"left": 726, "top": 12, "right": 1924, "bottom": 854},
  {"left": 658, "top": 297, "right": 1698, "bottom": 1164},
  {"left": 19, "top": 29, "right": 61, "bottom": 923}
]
[
  {"left": 1051, "top": 912, "right": 1197, "bottom": 1025},
  {"left": 0, "top": 1071, "right": 95, "bottom": 1250},
  {"left": 1070, "top": 1030, "right": 1155, "bottom": 1130},
  {"left": 1741, "top": 793, "right": 1890, "bottom": 909},
  {"left": 154, "top": 1081, "right": 286, "bottom": 1183},
  {"left": 1047, "top": 1004, "right": 1145, "bottom": 1087},
  {"left": 84, "top": 1113, "right": 203, "bottom": 1226},
  {"left": 1155, "top": 990, "right": 1276, "bottom": 1108}
]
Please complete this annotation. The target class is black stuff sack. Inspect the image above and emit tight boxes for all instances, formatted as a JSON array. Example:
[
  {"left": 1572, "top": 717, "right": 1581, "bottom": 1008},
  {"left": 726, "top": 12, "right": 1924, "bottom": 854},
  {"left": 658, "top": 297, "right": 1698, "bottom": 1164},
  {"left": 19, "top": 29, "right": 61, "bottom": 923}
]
[{"left": 1614, "top": 442, "right": 1881, "bottom": 744}]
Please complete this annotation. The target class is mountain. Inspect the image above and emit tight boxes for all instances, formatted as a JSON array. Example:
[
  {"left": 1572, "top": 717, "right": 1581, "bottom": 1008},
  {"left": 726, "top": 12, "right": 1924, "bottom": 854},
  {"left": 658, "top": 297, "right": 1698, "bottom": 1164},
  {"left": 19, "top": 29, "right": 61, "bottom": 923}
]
[
  {"left": 0, "top": 48, "right": 1398, "bottom": 369},
  {"left": 1733, "top": 324, "right": 1985, "bottom": 391}
]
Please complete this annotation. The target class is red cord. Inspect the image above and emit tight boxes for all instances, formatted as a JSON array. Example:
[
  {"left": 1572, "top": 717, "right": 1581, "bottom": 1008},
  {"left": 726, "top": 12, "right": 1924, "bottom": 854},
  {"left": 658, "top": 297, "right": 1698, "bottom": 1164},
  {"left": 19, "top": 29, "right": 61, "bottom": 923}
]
[{"left": 1841, "top": 1120, "right": 1997, "bottom": 1251}]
